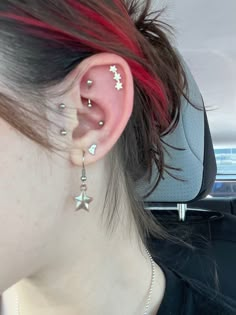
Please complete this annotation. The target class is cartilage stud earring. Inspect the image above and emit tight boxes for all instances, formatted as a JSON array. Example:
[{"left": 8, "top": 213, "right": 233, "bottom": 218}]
[
  {"left": 109, "top": 65, "right": 123, "bottom": 91},
  {"left": 87, "top": 80, "right": 93, "bottom": 89}
]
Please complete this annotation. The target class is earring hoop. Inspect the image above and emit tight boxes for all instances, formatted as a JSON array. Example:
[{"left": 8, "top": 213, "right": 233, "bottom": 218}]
[{"left": 88, "top": 99, "right": 93, "bottom": 108}]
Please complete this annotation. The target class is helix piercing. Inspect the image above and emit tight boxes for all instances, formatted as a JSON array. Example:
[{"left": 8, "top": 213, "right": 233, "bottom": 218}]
[{"left": 109, "top": 65, "right": 123, "bottom": 91}]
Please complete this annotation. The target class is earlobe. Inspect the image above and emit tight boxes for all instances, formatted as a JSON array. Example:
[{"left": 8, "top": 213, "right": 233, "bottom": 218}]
[{"left": 67, "top": 53, "right": 134, "bottom": 166}]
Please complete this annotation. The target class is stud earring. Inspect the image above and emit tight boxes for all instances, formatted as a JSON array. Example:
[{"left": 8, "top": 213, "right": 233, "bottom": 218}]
[
  {"left": 74, "top": 151, "right": 93, "bottom": 212},
  {"left": 60, "top": 129, "right": 68, "bottom": 136},
  {"left": 88, "top": 144, "right": 97, "bottom": 156},
  {"left": 98, "top": 121, "right": 104, "bottom": 126},
  {"left": 109, "top": 65, "right": 123, "bottom": 91},
  {"left": 59, "top": 103, "right": 66, "bottom": 110},
  {"left": 87, "top": 80, "right": 93, "bottom": 89},
  {"left": 58, "top": 103, "right": 68, "bottom": 136}
]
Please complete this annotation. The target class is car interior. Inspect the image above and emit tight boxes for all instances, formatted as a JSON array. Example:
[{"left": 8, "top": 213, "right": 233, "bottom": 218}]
[{"left": 136, "top": 0, "right": 236, "bottom": 302}]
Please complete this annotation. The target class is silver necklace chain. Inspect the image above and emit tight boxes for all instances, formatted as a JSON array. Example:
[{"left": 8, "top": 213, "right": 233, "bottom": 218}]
[{"left": 15, "top": 248, "right": 155, "bottom": 315}]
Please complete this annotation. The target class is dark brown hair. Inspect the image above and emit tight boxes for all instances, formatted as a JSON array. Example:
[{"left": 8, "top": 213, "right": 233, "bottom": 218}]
[{"left": 0, "top": 0, "right": 220, "bottom": 293}]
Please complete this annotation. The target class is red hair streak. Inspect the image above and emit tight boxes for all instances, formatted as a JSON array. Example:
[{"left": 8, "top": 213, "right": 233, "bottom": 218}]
[{"left": 0, "top": 0, "right": 170, "bottom": 128}]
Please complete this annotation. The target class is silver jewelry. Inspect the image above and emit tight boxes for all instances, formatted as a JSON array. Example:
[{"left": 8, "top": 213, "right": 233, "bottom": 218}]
[
  {"left": 98, "top": 121, "right": 104, "bottom": 126},
  {"left": 88, "top": 144, "right": 97, "bottom": 156},
  {"left": 58, "top": 103, "right": 68, "bottom": 136},
  {"left": 109, "top": 65, "right": 123, "bottom": 91},
  {"left": 74, "top": 151, "right": 93, "bottom": 212},
  {"left": 88, "top": 99, "right": 93, "bottom": 108},
  {"left": 58, "top": 103, "right": 66, "bottom": 110},
  {"left": 14, "top": 247, "right": 155, "bottom": 315},
  {"left": 87, "top": 79, "right": 93, "bottom": 88},
  {"left": 60, "top": 129, "right": 68, "bottom": 136},
  {"left": 144, "top": 247, "right": 156, "bottom": 315}
]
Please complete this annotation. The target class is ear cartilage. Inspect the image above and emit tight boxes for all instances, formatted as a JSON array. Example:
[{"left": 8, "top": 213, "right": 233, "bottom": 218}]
[{"left": 109, "top": 65, "right": 123, "bottom": 91}]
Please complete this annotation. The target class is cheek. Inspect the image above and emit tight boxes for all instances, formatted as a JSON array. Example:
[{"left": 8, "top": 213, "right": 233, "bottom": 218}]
[{"left": 0, "top": 130, "right": 69, "bottom": 292}]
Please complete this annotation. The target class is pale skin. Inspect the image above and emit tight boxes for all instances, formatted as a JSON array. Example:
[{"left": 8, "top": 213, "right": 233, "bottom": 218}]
[{"left": 0, "top": 53, "right": 166, "bottom": 315}]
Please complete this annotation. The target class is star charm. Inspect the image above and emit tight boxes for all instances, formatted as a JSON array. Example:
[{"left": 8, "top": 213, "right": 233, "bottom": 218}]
[
  {"left": 110, "top": 65, "right": 117, "bottom": 73},
  {"left": 115, "top": 81, "right": 123, "bottom": 91},
  {"left": 114, "top": 72, "right": 121, "bottom": 81},
  {"left": 75, "top": 191, "right": 93, "bottom": 211}
]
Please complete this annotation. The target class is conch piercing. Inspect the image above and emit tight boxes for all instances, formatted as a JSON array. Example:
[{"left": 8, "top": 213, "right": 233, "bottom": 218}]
[
  {"left": 87, "top": 80, "right": 93, "bottom": 88},
  {"left": 74, "top": 151, "right": 93, "bottom": 212},
  {"left": 109, "top": 65, "right": 123, "bottom": 91}
]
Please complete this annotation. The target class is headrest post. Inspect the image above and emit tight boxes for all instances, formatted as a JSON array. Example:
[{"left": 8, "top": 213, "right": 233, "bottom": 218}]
[{"left": 177, "top": 204, "right": 187, "bottom": 222}]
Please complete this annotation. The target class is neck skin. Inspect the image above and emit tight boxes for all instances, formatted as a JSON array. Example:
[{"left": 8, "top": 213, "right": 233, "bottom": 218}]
[{"left": 2, "top": 167, "right": 166, "bottom": 315}]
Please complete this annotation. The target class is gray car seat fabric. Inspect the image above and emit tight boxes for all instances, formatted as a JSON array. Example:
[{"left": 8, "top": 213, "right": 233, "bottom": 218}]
[{"left": 136, "top": 58, "right": 216, "bottom": 203}]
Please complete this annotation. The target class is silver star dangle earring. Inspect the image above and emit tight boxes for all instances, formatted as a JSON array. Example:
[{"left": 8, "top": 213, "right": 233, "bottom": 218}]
[{"left": 74, "top": 151, "right": 93, "bottom": 212}]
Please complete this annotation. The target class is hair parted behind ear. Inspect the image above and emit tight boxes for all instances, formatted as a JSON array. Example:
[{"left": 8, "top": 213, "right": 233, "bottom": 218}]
[{"left": 0, "top": 0, "right": 197, "bottom": 252}]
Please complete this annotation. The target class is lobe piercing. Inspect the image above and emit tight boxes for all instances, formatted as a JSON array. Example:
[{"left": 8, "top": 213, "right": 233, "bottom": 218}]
[
  {"left": 88, "top": 144, "right": 97, "bottom": 156},
  {"left": 74, "top": 151, "right": 93, "bottom": 212}
]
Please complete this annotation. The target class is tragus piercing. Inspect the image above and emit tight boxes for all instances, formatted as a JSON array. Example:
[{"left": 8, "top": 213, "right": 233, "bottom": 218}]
[
  {"left": 98, "top": 121, "right": 104, "bottom": 126},
  {"left": 109, "top": 65, "right": 123, "bottom": 91}
]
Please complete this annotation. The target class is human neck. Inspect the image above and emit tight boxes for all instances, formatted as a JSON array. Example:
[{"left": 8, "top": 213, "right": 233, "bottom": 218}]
[{"left": 2, "top": 205, "right": 165, "bottom": 315}]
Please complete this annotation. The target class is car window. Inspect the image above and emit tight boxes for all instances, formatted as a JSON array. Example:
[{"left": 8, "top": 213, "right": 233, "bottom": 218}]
[{"left": 210, "top": 148, "right": 236, "bottom": 197}]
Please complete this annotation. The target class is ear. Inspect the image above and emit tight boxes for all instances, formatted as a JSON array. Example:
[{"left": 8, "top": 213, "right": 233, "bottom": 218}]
[{"left": 66, "top": 53, "right": 134, "bottom": 166}]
